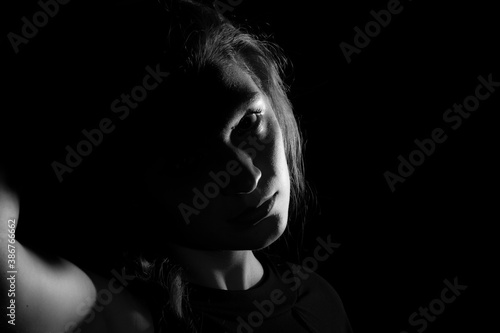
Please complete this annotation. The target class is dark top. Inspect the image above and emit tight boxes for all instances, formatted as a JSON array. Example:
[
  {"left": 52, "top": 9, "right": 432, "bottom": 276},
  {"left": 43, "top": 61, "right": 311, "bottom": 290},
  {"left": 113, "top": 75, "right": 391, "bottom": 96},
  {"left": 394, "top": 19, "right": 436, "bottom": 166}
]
[{"left": 184, "top": 252, "right": 353, "bottom": 333}]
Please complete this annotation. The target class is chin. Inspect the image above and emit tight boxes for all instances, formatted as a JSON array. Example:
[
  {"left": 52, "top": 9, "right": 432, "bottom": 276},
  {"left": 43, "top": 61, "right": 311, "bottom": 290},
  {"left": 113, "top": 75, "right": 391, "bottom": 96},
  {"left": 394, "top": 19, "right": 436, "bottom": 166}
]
[
  {"left": 175, "top": 191, "right": 291, "bottom": 251},
  {"left": 183, "top": 211, "right": 287, "bottom": 251},
  {"left": 228, "top": 191, "right": 290, "bottom": 250},
  {"left": 226, "top": 211, "right": 289, "bottom": 251}
]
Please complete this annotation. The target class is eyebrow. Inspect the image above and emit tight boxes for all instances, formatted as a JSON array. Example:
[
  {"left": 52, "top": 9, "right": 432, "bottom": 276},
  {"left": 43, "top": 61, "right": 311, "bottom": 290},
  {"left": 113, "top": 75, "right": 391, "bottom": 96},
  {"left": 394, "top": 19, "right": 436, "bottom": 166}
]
[
  {"left": 235, "top": 91, "right": 260, "bottom": 111},
  {"left": 221, "top": 91, "right": 261, "bottom": 121}
]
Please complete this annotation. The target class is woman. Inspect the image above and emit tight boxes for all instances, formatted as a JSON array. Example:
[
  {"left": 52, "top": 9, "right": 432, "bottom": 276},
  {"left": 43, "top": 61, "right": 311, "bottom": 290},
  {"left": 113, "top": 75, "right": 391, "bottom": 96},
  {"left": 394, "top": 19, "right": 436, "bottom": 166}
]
[{"left": 0, "top": 0, "right": 353, "bottom": 332}]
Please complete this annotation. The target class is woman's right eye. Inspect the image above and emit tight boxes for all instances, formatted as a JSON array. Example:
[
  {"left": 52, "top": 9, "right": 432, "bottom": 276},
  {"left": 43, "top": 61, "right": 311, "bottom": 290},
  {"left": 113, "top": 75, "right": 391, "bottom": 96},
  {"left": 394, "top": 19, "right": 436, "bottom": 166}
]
[{"left": 234, "top": 110, "right": 263, "bottom": 134}]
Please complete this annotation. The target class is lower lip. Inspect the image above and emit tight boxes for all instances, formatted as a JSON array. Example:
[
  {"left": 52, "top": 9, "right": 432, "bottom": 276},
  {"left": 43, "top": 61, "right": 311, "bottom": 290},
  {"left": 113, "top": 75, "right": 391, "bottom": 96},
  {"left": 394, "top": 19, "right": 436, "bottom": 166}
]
[{"left": 228, "top": 193, "right": 278, "bottom": 227}]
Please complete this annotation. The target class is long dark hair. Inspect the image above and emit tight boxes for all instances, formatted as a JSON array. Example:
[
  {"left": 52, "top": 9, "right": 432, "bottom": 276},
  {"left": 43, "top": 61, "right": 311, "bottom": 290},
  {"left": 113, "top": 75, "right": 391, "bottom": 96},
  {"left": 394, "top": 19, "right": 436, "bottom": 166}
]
[{"left": 122, "top": 1, "right": 313, "bottom": 331}]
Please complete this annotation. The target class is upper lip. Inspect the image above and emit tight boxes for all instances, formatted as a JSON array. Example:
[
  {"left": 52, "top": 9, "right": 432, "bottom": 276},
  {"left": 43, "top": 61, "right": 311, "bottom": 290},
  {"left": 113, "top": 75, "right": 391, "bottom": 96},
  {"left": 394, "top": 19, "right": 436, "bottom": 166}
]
[{"left": 227, "top": 192, "right": 277, "bottom": 226}]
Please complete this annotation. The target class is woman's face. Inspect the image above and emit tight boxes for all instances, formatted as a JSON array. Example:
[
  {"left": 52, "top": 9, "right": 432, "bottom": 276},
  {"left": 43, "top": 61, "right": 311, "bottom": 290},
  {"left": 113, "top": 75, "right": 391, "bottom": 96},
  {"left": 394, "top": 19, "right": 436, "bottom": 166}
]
[{"left": 149, "top": 62, "right": 290, "bottom": 251}]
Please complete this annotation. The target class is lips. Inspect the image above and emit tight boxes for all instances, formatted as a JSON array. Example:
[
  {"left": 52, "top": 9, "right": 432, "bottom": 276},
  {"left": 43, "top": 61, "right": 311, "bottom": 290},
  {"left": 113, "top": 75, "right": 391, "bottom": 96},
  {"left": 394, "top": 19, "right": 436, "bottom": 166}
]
[{"left": 227, "top": 192, "right": 278, "bottom": 227}]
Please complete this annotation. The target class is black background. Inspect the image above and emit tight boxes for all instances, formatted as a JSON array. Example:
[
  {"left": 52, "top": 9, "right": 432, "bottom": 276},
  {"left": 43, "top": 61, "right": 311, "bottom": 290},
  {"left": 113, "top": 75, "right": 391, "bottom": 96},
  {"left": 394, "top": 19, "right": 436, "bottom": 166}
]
[{"left": 2, "top": 0, "right": 499, "bottom": 332}]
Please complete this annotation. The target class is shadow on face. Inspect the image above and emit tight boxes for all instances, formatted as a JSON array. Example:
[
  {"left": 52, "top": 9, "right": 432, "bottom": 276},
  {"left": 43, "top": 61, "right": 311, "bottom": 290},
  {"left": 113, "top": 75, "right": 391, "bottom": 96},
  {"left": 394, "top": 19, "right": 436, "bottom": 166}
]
[{"left": 142, "top": 61, "right": 291, "bottom": 251}]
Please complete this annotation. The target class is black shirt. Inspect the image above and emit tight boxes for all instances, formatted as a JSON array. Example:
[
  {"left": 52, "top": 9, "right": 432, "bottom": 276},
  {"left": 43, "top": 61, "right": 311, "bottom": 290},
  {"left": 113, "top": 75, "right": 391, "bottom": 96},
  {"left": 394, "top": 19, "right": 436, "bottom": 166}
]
[{"left": 185, "top": 252, "right": 353, "bottom": 333}]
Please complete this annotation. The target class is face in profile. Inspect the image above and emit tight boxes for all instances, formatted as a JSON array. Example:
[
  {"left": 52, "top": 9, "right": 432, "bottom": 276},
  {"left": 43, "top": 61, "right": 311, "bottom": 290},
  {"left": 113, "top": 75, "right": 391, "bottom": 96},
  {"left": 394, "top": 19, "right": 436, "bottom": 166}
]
[{"left": 147, "top": 61, "right": 291, "bottom": 251}]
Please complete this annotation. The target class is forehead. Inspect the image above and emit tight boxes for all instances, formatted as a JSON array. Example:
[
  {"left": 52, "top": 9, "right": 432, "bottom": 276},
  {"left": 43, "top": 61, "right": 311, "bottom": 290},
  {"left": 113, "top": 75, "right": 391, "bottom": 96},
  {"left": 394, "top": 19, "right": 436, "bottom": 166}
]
[
  {"left": 196, "top": 62, "right": 262, "bottom": 112},
  {"left": 172, "top": 62, "right": 263, "bottom": 129},
  {"left": 160, "top": 62, "right": 265, "bottom": 151}
]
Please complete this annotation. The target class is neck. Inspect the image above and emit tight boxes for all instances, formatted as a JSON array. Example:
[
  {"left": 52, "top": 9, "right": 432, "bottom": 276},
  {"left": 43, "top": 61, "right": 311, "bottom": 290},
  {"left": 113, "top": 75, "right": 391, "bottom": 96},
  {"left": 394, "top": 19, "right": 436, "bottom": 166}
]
[{"left": 168, "top": 244, "right": 264, "bottom": 291}]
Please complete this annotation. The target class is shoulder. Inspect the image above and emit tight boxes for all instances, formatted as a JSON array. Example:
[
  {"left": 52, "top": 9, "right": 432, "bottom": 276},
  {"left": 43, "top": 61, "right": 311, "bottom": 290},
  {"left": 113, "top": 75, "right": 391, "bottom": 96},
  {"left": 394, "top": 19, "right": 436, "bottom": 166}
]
[
  {"left": 279, "top": 259, "right": 345, "bottom": 306},
  {"left": 264, "top": 253, "right": 353, "bottom": 332},
  {"left": 288, "top": 262, "right": 353, "bottom": 332},
  {"left": 77, "top": 269, "right": 156, "bottom": 333}
]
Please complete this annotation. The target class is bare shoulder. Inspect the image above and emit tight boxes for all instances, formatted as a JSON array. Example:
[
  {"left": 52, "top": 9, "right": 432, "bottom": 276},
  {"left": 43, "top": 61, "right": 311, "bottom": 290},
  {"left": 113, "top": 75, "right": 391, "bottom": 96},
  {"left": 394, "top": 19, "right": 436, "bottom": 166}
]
[
  {"left": 14, "top": 249, "right": 154, "bottom": 333},
  {"left": 78, "top": 270, "right": 156, "bottom": 333},
  {"left": 0, "top": 175, "right": 155, "bottom": 333}
]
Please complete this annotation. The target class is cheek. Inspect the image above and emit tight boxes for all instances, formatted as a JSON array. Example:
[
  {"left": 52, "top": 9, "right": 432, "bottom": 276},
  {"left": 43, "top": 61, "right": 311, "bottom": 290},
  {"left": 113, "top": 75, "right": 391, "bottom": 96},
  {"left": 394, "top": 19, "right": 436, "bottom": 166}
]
[
  {"left": 269, "top": 115, "right": 289, "bottom": 178},
  {"left": 257, "top": 115, "right": 290, "bottom": 202},
  {"left": 273, "top": 126, "right": 290, "bottom": 203}
]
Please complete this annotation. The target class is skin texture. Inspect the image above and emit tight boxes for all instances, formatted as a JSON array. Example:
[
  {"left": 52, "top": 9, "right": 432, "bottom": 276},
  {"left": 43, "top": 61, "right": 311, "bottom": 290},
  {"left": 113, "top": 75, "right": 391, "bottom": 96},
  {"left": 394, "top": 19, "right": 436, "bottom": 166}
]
[{"left": 148, "top": 62, "right": 291, "bottom": 290}]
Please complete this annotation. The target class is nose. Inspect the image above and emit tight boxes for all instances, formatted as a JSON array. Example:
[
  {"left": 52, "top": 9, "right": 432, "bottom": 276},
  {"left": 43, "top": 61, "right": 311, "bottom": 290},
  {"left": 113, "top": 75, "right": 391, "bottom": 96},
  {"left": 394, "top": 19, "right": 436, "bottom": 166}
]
[{"left": 222, "top": 151, "right": 262, "bottom": 195}]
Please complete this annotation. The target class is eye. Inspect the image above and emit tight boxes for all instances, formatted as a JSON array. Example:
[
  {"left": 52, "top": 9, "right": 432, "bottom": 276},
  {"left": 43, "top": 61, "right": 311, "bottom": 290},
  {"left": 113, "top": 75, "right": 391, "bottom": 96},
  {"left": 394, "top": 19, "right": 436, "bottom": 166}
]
[{"left": 234, "top": 110, "right": 263, "bottom": 134}]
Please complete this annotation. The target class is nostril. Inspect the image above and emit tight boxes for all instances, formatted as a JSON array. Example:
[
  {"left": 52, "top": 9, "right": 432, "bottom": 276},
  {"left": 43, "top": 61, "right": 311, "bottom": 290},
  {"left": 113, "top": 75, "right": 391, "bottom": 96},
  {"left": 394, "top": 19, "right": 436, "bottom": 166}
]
[
  {"left": 236, "top": 178, "right": 259, "bottom": 195},
  {"left": 222, "top": 164, "right": 261, "bottom": 195}
]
